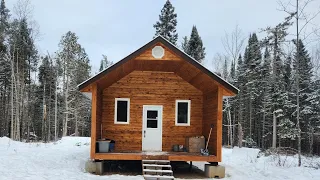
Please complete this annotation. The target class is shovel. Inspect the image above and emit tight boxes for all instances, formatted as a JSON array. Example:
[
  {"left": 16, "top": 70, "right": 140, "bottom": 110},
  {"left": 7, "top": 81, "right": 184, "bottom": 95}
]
[{"left": 201, "top": 124, "right": 214, "bottom": 156}]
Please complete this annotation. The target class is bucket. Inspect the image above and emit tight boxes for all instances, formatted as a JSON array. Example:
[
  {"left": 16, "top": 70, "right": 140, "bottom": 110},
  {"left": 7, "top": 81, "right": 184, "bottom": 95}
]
[
  {"left": 173, "top": 144, "right": 179, "bottom": 152},
  {"left": 97, "top": 141, "right": 110, "bottom": 153},
  {"left": 109, "top": 140, "right": 115, "bottom": 152}
]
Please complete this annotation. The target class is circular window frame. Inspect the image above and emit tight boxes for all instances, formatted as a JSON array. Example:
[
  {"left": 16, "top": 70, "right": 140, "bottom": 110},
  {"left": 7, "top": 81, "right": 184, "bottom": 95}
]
[{"left": 152, "top": 46, "right": 165, "bottom": 59}]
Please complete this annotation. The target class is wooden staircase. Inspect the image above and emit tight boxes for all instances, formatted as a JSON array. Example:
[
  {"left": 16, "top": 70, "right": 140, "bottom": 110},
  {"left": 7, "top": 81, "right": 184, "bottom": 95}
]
[{"left": 142, "top": 160, "right": 174, "bottom": 180}]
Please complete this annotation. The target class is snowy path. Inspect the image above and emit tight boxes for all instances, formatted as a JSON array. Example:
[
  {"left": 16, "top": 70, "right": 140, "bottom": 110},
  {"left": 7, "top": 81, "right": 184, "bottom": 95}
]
[{"left": 0, "top": 137, "right": 319, "bottom": 180}]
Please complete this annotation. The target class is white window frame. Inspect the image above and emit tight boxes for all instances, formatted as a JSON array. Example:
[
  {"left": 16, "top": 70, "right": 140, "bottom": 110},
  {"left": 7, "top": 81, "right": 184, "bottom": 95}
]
[
  {"left": 114, "top": 98, "right": 130, "bottom": 124},
  {"left": 175, "top": 100, "right": 191, "bottom": 126}
]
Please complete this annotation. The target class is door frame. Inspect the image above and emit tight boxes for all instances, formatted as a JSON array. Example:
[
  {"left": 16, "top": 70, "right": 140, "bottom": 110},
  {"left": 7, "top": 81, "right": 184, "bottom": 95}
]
[{"left": 142, "top": 105, "right": 163, "bottom": 151}]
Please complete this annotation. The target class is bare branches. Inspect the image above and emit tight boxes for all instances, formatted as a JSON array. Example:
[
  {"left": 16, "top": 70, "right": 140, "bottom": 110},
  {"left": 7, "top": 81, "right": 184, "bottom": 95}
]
[
  {"left": 13, "top": 0, "right": 34, "bottom": 20},
  {"left": 278, "top": 0, "right": 320, "bottom": 42},
  {"left": 222, "top": 25, "right": 246, "bottom": 63},
  {"left": 210, "top": 53, "right": 227, "bottom": 74}
]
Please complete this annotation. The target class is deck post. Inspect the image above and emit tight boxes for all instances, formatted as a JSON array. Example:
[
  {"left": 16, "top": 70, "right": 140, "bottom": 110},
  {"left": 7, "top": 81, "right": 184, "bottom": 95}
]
[
  {"left": 90, "top": 83, "right": 98, "bottom": 159},
  {"left": 216, "top": 87, "right": 223, "bottom": 162}
]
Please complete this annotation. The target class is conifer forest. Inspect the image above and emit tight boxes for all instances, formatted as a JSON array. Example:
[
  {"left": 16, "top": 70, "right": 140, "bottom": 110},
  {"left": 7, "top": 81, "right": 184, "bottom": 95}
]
[{"left": 1, "top": 0, "right": 320, "bottom": 162}]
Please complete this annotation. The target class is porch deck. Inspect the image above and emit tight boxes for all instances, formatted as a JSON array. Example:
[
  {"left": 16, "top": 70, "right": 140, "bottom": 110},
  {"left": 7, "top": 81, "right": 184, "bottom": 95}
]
[{"left": 94, "top": 151, "right": 217, "bottom": 162}]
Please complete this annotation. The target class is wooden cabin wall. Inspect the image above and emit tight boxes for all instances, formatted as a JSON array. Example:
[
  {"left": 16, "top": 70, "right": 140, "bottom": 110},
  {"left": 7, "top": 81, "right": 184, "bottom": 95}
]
[
  {"left": 101, "top": 71, "right": 203, "bottom": 152},
  {"left": 203, "top": 89, "right": 219, "bottom": 156}
]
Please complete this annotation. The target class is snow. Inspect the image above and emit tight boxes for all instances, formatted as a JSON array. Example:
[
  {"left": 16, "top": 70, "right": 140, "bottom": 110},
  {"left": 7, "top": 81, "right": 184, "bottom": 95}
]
[
  {"left": 1, "top": 137, "right": 320, "bottom": 180},
  {"left": 0, "top": 137, "right": 142, "bottom": 180},
  {"left": 194, "top": 147, "right": 320, "bottom": 180}
]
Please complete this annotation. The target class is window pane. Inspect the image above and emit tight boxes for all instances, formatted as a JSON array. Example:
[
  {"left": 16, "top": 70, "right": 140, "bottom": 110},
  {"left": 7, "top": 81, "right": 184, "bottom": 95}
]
[
  {"left": 147, "top": 110, "right": 158, "bottom": 119},
  {"left": 147, "top": 120, "right": 157, "bottom": 128},
  {"left": 117, "top": 100, "right": 128, "bottom": 122},
  {"left": 177, "top": 102, "right": 188, "bottom": 124}
]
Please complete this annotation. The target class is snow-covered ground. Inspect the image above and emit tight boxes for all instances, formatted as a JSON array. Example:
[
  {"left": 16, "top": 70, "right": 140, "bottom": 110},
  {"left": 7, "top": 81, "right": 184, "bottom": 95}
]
[{"left": 0, "top": 137, "right": 319, "bottom": 180}]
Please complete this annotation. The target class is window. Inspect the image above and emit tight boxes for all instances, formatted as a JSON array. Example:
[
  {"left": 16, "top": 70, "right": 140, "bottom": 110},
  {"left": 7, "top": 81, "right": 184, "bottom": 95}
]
[
  {"left": 175, "top": 100, "right": 191, "bottom": 126},
  {"left": 147, "top": 110, "right": 158, "bottom": 128},
  {"left": 114, "top": 98, "right": 130, "bottom": 124}
]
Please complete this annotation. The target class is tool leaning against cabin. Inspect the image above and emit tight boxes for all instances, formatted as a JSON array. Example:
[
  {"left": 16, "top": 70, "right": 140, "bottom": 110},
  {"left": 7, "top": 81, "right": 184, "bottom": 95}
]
[{"left": 201, "top": 124, "right": 214, "bottom": 156}]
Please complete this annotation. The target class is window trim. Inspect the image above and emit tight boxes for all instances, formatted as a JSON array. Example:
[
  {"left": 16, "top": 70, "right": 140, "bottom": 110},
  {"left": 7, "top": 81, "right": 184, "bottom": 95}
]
[
  {"left": 175, "top": 100, "right": 191, "bottom": 126},
  {"left": 114, "top": 98, "right": 130, "bottom": 124}
]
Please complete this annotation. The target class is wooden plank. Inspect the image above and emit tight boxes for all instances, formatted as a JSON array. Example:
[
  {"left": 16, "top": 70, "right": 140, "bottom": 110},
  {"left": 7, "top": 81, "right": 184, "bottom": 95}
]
[
  {"left": 168, "top": 154, "right": 217, "bottom": 162},
  {"left": 94, "top": 152, "right": 217, "bottom": 162},
  {"left": 95, "top": 153, "right": 143, "bottom": 160},
  {"left": 90, "top": 83, "right": 97, "bottom": 159}
]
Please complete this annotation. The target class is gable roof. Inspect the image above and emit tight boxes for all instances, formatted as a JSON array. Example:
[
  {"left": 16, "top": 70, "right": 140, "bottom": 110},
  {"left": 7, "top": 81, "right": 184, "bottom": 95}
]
[{"left": 78, "top": 36, "right": 239, "bottom": 95}]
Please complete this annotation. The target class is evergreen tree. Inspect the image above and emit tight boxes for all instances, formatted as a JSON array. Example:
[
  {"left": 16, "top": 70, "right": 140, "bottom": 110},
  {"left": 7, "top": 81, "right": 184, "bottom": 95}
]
[
  {"left": 235, "top": 55, "right": 246, "bottom": 146},
  {"left": 242, "top": 33, "right": 262, "bottom": 145},
  {"left": 8, "top": 17, "right": 38, "bottom": 140},
  {"left": 37, "top": 56, "right": 56, "bottom": 142},
  {"left": 57, "top": 31, "right": 91, "bottom": 137},
  {"left": 99, "top": 55, "right": 113, "bottom": 71},
  {"left": 0, "top": 0, "right": 10, "bottom": 137},
  {"left": 186, "top": 26, "right": 206, "bottom": 63},
  {"left": 292, "top": 39, "right": 314, "bottom": 152},
  {"left": 153, "top": 0, "right": 178, "bottom": 45},
  {"left": 181, "top": 36, "right": 188, "bottom": 53},
  {"left": 260, "top": 47, "right": 273, "bottom": 149}
]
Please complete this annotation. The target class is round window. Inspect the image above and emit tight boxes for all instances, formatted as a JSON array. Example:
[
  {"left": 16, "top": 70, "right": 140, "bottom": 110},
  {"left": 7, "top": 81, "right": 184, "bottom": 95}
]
[{"left": 152, "top": 46, "right": 165, "bottom": 59}]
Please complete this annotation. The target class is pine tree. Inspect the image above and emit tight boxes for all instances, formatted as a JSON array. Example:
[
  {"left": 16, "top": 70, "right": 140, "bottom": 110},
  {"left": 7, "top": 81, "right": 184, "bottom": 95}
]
[
  {"left": 38, "top": 56, "right": 56, "bottom": 142},
  {"left": 293, "top": 39, "right": 313, "bottom": 152},
  {"left": 186, "top": 26, "right": 206, "bottom": 63},
  {"left": 99, "top": 55, "right": 113, "bottom": 71},
  {"left": 57, "top": 31, "right": 91, "bottom": 136},
  {"left": 0, "top": 0, "right": 10, "bottom": 137},
  {"left": 235, "top": 55, "right": 246, "bottom": 147},
  {"left": 8, "top": 17, "right": 38, "bottom": 140},
  {"left": 260, "top": 47, "right": 273, "bottom": 149},
  {"left": 242, "top": 33, "right": 262, "bottom": 146},
  {"left": 181, "top": 36, "right": 188, "bottom": 53},
  {"left": 153, "top": 0, "right": 178, "bottom": 45}
]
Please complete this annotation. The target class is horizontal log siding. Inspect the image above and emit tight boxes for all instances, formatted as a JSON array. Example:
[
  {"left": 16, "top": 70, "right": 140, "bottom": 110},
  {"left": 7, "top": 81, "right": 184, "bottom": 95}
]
[{"left": 101, "top": 71, "right": 203, "bottom": 151}]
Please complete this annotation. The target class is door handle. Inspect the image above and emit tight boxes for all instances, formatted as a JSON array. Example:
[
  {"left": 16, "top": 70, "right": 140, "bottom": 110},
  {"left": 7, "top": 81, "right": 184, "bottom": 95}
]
[{"left": 144, "top": 130, "right": 146, "bottom": 138}]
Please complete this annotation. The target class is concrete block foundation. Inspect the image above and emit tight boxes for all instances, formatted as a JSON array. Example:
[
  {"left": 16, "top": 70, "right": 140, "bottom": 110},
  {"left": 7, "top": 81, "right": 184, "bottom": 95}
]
[
  {"left": 85, "top": 160, "right": 105, "bottom": 175},
  {"left": 205, "top": 164, "right": 225, "bottom": 178}
]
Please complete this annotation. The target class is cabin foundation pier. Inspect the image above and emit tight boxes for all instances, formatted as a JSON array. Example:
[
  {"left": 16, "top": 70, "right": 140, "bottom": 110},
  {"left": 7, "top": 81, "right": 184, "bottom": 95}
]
[
  {"left": 84, "top": 160, "right": 106, "bottom": 175},
  {"left": 205, "top": 164, "right": 225, "bottom": 178}
]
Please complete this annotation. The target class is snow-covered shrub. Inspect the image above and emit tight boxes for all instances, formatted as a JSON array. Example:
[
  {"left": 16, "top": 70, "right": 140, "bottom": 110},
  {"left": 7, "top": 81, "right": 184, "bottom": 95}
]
[
  {"left": 268, "top": 147, "right": 299, "bottom": 167},
  {"left": 243, "top": 136, "right": 257, "bottom": 148},
  {"left": 277, "top": 118, "right": 298, "bottom": 140}
]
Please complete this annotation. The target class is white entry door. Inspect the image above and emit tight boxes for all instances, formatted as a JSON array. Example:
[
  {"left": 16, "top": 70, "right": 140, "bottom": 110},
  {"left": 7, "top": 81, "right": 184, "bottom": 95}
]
[{"left": 142, "top": 105, "right": 163, "bottom": 151}]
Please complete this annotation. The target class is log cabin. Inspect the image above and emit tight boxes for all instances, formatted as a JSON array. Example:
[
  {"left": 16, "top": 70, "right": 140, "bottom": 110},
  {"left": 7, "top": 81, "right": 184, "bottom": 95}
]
[{"left": 78, "top": 36, "right": 238, "bottom": 164}]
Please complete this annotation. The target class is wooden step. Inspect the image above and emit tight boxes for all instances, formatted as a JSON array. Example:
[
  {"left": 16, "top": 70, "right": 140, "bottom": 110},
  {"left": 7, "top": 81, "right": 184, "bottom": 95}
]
[
  {"left": 143, "top": 164, "right": 172, "bottom": 169},
  {"left": 143, "top": 169, "right": 173, "bottom": 174},
  {"left": 142, "top": 160, "right": 170, "bottom": 164},
  {"left": 142, "top": 160, "right": 174, "bottom": 180},
  {"left": 144, "top": 174, "right": 174, "bottom": 180}
]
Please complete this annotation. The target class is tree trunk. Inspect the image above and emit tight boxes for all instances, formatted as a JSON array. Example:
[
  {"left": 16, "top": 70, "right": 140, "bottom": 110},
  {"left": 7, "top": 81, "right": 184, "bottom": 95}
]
[
  {"left": 54, "top": 74, "right": 58, "bottom": 141},
  {"left": 63, "top": 73, "right": 69, "bottom": 137},
  {"left": 272, "top": 111, "right": 277, "bottom": 148},
  {"left": 238, "top": 123, "right": 243, "bottom": 148},
  {"left": 262, "top": 103, "right": 266, "bottom": 150}
]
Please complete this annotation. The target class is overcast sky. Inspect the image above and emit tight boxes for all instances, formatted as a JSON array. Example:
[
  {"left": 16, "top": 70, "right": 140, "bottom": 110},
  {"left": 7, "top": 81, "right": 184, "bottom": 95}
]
[{"left": 6, "top": 0, "right": 320, "bottom": 74}]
